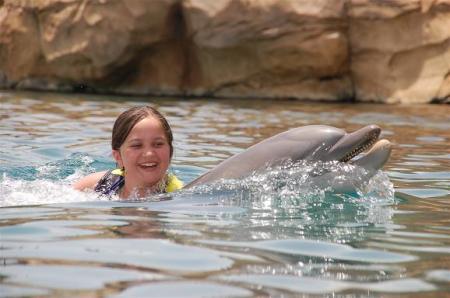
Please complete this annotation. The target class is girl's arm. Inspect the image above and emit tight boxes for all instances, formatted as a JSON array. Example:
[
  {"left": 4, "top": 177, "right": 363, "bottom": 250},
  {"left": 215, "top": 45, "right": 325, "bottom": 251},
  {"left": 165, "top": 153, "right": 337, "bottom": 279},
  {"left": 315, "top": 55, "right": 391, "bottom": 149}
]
[{"left": 73, "top": 171, "right": 107, "bottom": 191}]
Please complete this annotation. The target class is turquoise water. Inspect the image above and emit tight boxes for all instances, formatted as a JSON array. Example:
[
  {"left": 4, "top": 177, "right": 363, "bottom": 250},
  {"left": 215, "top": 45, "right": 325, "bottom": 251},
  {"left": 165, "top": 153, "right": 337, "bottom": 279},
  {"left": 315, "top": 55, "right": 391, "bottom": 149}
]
[{"left": 1, "top": 91, "right": 449, "bottom": 297}]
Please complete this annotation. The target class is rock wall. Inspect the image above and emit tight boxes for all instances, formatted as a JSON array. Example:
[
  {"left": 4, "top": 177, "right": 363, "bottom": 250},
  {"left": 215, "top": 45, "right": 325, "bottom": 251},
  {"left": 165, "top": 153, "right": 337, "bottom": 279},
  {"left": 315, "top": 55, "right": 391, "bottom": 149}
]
[{"left": 0, "top": 0, "right": 449, "bottom": 103}]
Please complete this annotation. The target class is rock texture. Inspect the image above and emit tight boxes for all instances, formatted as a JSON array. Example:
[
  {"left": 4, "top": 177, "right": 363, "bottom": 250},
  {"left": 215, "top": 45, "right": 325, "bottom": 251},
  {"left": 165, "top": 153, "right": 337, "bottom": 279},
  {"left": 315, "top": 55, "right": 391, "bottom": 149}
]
[
  {"left": 0, "top": 0, "right": 449, "bottom": 103},
  {"left": 349, "top": 0, "right": 450, "bottom": 103}
]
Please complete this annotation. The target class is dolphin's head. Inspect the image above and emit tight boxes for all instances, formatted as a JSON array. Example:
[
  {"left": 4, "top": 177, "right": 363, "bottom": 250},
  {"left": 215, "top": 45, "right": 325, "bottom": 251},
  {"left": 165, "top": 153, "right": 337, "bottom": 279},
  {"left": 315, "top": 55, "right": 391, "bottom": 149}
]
[
  {"left": 186, "top": 124, "right": 393, "bottom": 189},
  {"left": 281, "top": 125, "right": 392, "bottom": 171}
]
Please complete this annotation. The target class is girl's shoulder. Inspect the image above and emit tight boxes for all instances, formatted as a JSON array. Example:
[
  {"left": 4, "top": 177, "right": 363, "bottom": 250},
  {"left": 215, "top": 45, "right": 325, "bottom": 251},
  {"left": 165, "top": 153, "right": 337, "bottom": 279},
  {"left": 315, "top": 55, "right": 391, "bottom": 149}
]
[{"left": 73, "top": 171, "right": 108, "bottom": 191}]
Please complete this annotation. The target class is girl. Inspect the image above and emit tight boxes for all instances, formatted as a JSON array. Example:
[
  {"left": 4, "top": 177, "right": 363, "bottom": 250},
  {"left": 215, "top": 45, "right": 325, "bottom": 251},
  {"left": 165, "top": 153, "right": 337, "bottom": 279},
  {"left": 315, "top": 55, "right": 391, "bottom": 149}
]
[{"left": 73, "top": 106, "right": 182, "bottom": 198}]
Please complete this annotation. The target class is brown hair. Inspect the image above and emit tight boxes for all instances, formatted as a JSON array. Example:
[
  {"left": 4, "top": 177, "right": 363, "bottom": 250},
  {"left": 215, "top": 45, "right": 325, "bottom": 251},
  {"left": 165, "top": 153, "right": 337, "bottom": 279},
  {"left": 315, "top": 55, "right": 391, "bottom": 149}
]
[{"left": 111, "top": 106, "right": 173, "bottom": 158}]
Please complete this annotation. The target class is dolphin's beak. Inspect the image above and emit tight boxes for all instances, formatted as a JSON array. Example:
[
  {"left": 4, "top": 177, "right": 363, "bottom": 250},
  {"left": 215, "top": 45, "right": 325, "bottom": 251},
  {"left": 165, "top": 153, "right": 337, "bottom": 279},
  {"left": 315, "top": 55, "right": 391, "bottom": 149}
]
[
  {"left": 324, "top": 125, "right": 382, "bottom": 162},
  {"left": 351, "top": 139, "right": 393, "bottom": 170}
]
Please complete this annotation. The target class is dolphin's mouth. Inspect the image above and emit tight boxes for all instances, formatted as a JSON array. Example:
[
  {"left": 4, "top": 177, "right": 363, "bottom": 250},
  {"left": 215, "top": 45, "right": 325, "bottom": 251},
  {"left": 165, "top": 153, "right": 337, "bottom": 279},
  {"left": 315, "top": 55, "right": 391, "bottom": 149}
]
[{"left": 339, "top": 129, "right": 381, "bottom": 163}]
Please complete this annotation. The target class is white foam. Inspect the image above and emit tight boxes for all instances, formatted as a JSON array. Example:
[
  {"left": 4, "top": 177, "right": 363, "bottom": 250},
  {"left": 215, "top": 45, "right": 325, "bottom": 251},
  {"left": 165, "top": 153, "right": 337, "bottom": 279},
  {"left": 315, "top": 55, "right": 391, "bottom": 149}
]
[{"left": 0, "top": 174, "right": 103, "bottom": 207}]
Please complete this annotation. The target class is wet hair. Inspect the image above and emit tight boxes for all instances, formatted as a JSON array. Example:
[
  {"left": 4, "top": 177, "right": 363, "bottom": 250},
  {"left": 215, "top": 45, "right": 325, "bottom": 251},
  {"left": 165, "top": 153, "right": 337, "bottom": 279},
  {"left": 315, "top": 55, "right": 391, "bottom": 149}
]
[{"left": 111, "top": 106, "right": 173, "bottom": 158}]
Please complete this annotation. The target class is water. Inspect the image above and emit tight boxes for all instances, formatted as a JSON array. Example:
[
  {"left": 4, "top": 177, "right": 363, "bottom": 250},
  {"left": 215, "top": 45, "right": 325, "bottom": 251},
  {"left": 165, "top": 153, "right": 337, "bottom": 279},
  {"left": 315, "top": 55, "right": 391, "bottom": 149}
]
[{"left": 1, "top": 91, "right": 449, "bottom": 297}]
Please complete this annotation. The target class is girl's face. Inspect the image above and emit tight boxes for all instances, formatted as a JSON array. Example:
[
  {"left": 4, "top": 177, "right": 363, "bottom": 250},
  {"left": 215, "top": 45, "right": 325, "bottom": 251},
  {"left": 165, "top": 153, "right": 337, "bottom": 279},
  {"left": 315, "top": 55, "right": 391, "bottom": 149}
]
[{"left": 112, "top": 116, "right": 171, "bottom": 194}]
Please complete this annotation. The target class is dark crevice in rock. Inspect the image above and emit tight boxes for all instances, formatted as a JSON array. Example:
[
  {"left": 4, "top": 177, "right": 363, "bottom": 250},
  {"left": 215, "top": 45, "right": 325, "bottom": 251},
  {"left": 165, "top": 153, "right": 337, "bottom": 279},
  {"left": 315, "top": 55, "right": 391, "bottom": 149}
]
[
  {"left": 168, "top": 1, "right": 189, "bottom": 91},
  {"left": 72, "top": 83, "right": 96, "bottom": 93},
  {"left": 166, "top": 1, "right": 201, "bottom": 93},
  {"left": 98, "top": 51, "right": 142, "bottom": 88},
  {"left": 430, "top": 95, "right": 449, "bottom": 104},
  {"left": 343, "top": 0, "right": 356, "bottom": 102},
  {"left": 319, "top": 75, "right": 341, "bottom": 82}
]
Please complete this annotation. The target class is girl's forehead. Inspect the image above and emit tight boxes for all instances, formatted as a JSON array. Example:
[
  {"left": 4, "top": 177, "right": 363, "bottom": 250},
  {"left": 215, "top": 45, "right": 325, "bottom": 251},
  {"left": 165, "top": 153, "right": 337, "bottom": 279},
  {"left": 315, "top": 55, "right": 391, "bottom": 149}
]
[
  {"left": 128, "top": 116, "right": 165, "bottom": 135},
  {"left": 134, "top": 116, "right": 162, "bottom": 128}
]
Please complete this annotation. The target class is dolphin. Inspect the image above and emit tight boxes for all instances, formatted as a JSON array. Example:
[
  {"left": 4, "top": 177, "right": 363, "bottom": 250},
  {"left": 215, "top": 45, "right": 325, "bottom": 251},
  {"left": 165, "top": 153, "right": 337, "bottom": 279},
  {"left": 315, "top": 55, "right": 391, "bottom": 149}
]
[{"left": 185, "top": 125, "right": 392, "bottom": 188}]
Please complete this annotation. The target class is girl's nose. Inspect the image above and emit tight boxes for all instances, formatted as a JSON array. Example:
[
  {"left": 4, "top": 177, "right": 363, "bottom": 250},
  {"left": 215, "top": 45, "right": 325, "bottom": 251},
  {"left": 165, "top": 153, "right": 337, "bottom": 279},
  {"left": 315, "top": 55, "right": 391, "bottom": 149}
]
[{"left": 143, "top": 148, "right": 155, "bottom": 156}]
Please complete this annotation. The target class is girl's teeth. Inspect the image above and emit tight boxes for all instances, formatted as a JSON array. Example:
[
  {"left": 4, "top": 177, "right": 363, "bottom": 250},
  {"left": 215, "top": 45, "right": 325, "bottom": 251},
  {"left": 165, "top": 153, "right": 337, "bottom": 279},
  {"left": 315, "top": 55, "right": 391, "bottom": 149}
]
[{"left": 141, "top": 163, "right": 156, "bottom": 167}]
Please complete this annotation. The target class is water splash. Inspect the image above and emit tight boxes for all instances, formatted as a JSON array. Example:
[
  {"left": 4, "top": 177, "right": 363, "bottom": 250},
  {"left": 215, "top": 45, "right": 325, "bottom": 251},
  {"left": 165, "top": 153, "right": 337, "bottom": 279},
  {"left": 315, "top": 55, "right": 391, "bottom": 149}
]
[
  {"left": 186, "top": 160, "right": 394, "bottom": 208},
  {"left": 182, "top": 160, "right": 395, "bottom": 232},
  {"left": 0, "top": 153, "right": 111, "bottom": 181},
  {"left": 1, "top": 155, "right": 394, "bottom": 216},
  {"left": 0, "top": 175, "right": 103, "bottom": 207},
  {"left": 0, "top": 153, "right": 110, "bottom": 207}
]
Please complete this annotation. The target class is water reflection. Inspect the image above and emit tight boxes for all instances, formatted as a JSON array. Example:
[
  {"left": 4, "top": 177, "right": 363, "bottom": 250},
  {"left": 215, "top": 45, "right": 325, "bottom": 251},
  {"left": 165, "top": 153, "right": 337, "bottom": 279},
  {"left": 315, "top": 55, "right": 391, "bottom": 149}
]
[
  {"left": 218, "top": 275, "right": 435, "bottom": 295},
  {"left": 113, "top": 281, "right": 253, "bottom": 298},
  {"left": 2, "top": 264, "right": 164, "bottom": 290},
  {"left": 3, "top": 239, "right": 234, "bottom": 273}
]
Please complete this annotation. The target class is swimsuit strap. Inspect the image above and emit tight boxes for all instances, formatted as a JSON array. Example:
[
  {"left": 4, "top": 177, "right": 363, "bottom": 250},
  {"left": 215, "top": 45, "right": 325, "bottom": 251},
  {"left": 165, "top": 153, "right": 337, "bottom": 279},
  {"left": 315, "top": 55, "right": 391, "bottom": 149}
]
[
  {"left": 94, "top": 169, "right": 183, "bottom": 196},
  {"left": 94, "top": 169, "right": 125, "bottom": 196}
]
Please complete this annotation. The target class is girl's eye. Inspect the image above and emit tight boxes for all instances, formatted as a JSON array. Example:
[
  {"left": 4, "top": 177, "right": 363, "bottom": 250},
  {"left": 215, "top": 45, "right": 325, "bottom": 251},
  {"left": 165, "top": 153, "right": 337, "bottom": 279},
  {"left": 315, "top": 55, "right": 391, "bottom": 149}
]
[
  {"left": 130, "top": 144, "right": 142, "bottom": 148},
  {"left": 154, "top": 142, "right": 165, "bottom": 147}
]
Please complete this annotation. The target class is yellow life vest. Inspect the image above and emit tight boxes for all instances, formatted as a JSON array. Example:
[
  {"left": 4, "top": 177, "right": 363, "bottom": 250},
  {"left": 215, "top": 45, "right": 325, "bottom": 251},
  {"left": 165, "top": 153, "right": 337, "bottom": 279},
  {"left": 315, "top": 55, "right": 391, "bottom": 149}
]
[{"left": 165, "top": 173, "right": 184, "bottom": 193}]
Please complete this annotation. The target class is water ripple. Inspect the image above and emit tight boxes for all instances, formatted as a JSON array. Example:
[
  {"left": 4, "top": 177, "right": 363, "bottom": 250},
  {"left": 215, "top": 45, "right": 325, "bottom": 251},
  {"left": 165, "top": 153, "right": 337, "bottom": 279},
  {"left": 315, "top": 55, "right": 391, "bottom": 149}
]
[{"left": 199, "top": 239, "right": 416, "bottom": 263}]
